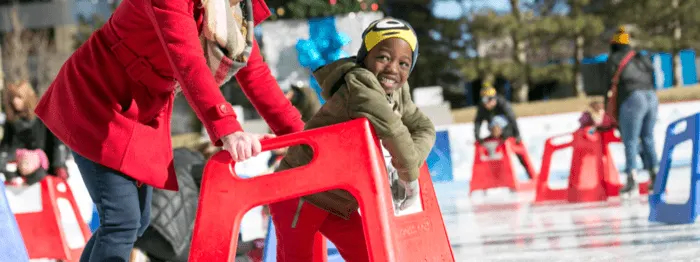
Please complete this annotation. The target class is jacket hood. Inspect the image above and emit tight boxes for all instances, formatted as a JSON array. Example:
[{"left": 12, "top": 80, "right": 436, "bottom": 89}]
[{"left": 312, "top": 57, "right": 364, "bottom": 100}]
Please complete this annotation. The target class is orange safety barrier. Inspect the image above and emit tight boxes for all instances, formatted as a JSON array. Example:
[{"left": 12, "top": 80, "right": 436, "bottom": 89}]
[
  {"left": 14, "top": 176, "right": 91, "bottom": 261},
  {"left": 470, "top": 137, "right": 537, "bottom": 194},
  {"left": 535, "top": 128, "right": 648, "bottom": 203},
  {"left": 189, "top": 119, "right": 454, "bottom": 262}
]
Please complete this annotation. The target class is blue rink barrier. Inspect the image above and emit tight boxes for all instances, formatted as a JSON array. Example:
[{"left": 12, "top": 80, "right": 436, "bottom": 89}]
[
  {"left": 649, "top": 113, "right": 700, "bottom": 224},
  {"left": 0, "top": 182, "right": 30, "bottom": 261}
]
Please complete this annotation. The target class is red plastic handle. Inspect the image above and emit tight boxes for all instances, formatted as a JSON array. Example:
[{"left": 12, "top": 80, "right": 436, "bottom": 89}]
[{"left": 260, "top": 134, "right": 311, "bottom": 152}]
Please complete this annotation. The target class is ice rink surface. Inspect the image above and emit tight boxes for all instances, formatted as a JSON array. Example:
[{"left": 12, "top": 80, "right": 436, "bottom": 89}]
[
  {"left": 438, "top": 166, "right": 699, "bottom": 261},
  {"left": 9, "top": 164, "right": 699, "bottom": 262}
]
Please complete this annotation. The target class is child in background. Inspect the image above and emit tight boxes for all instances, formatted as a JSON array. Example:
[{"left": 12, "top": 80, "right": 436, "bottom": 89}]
[
  {"left": 4, "top": 149, "right": 50, "bottom": 186},
  {"left": 579, "top": 100, "right": 657, "bottom": 191},
  {"left": 579, "top": 101, "right": 615, "bottom": 132},
  {"left": 486, "top": 115, "right": 508, "bottom": 140},
  {"left": 480, "top": 116, "right": 509, "bottom": 160},
  {"left": 268, "top": 17, "right": 435, "bottom": 261}
]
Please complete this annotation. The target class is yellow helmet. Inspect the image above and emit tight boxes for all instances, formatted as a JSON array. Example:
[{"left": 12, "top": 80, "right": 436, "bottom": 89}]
[
  {"left": 480, "top": 83, "right": 497, "bottom": 97},
  {"left": 611, "top": 26, "right": 630, "bottom": 45},
  {"left": 356, "top": 18, "right": 419, "bottom": 72}
]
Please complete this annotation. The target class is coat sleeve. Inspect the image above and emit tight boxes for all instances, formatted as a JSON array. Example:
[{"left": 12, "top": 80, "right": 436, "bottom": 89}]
[
  {"left": 500, "top": 99, "right": 520, "bottom": 138},
  {"left": 147, "top": 0, "right": 242, "bottom": 146},
  {"left": 604, "top": 59, "right": 618, "bottom": 107},
  {"left": 399, "top": 85, "right": 436, "bottom": 169},
  {"left": 344, "top": 71, "right": 420, "bottom": 181},
  {"left": 0, "top": 121, "right": 12, "bottom": 153},
  {"left": 474, "top": 108, "right": 484, "bottom": 141},
  {"left": 235, "top": 41, "right": 305, "bottom": 135}
]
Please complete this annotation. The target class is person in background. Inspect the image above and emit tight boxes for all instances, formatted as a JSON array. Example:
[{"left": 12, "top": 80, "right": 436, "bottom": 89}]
[
  {"left": 486, "top": 115, "right": 508, "bottom": 140},
  {"left": 474, "top": 83, "right": 521, "bottom": 143},
  {"left": 283, "top": 81, "right": 322, "bottom": 123},
  {"left": 605, "top": 26, "right": 659, "bottom": 193},
  {"left": 266, "top": 81, "right": 323, "bottom": 167},
  {"left": 579, "top": 101, "right": 615, "bottom": 132},
  {"left": 4, "top": 149, "right": 50, "bottom": 186},
  {"left": 474, "top": 83, "right": 532, "bottom": 178},
  {"left": 1, "top": 80, "right": 69, "bottom": 185}
]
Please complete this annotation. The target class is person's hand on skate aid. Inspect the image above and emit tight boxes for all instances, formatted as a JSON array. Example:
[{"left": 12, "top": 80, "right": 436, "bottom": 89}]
[
  {"left": 388, "top": 162, "right": 420, "bottom": 211},
  {"left": 396, "top": 178, "right": 419, "bottom": 210},
  {"left": 222, "top": 131, "right": 277, "bottom": 162}
]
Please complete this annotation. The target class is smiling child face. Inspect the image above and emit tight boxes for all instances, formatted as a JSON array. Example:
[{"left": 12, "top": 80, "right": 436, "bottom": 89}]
[{"left": 363, "top": 38, "right": 413, "bottom": 94}]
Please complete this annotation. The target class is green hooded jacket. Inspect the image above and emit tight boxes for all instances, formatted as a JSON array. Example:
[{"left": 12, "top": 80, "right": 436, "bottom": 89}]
[{"left": 277, "top": 57, "right": 435, "bottom": 219}]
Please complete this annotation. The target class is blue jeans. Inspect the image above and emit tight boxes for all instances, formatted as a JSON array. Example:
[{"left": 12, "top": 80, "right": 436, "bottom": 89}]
[
  {"left": 72, "top": 152, "right": 152, "bottom": 262},
  {"left": 618, "top": 90, "right": 659, "bottom": 173}
]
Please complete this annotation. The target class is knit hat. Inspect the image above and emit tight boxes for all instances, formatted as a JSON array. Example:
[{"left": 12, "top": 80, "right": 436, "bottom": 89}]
[
  {"left": 356, "top": 18, "right": 419, "bottom": 72},
  {"left": 611, "top": 26, "right": 630, "bottom": 45},
  {"left": 480, "top": 82, "right": 497, "bottom": 97},
  {"left": 489, "top": 115, "right": 508, "bottom": 129}
]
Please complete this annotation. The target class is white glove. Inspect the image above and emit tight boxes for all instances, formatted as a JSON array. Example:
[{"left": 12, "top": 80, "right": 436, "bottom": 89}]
[{"left": 396, "top": 179, "right": 419, "bottom": 211}]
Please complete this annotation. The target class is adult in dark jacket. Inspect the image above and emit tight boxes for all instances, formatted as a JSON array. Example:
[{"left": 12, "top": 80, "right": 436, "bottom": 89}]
[
  {"left": 474, "top": 84, "right": 532, "bottom": 178},
  {"left": 604, "top": 26, "right": 659, "bottom": 193},
  {"left": 474, "top": 84, "right": 521, "bottom": 142}
]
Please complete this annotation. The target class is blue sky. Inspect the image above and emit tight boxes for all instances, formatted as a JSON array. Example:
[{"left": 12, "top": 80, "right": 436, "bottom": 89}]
[{"left": 432, "top": 0, "right": 511, "bottom": 19}]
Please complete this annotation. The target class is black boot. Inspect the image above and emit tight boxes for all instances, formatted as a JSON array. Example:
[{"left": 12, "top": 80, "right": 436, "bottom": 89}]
[
  {"left": 620, "top": 170, "right": 637, "bottom": 194},
  {"left": 648, "top": 168, "right": 658, "bottom": 192}
]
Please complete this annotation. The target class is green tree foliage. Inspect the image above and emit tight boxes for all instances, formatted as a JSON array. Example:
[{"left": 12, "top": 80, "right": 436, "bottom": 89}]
[
  {"left": 266, "top": 0, "right": 381, "bottom": 20},
  {"left": 383, "top": 0, "right": 465, "bottom": 88},
  {"left": 466, "top": 0, "right": 607, "bottom": 100},
  {"left": 598, "top": 0, "right": 700, "bottom": 86}
]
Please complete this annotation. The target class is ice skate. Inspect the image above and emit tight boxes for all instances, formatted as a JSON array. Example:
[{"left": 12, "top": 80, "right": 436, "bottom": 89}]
[
  {"left": 619, "top": 170, "right": 639, "bottom": 199},
  {"left": 647, "top": 168, "right": 658, "bottom": 193}
]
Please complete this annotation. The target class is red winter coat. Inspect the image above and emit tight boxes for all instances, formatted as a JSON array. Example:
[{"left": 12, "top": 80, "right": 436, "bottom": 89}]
[{"left": 35, "top": 0, "right": 304, "bottom": 190}]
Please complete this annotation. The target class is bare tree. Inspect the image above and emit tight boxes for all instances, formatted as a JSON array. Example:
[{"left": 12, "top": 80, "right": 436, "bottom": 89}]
[
  {"left": 2, "top": 6, "right": 70, "bottom": 95},
  {"left": 509, "top": 0, "right": 531, "bottom": 102},
  {"left": 2, "top": 7, "right": 31, "bottom": 84},
  {"left": 0, "top": 42, "right": 4, "bottom": 93}
]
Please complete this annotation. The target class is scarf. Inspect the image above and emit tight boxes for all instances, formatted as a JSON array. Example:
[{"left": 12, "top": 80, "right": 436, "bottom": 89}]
[{"left": 201, "top": 0, "right": 255, "bottom": 86}]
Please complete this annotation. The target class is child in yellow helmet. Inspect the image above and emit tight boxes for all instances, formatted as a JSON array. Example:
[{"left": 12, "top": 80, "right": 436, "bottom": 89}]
[
  {"left": 268, "top": 17, "right": 435, "bottom": 261},
  {"left": 474, "top": 82, "right": 520, "bottom": 143},
  {"left": 474, "top": 82, "right": 534, "bottom": 178}
]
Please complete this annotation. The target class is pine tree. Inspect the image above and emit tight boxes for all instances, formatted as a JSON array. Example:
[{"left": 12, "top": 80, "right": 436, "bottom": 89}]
[
  {"left": 561, "top": 0, "right": 604, "bottom": 97},
  {"left": 604, "top": 0, "right": 700, "bottom": 87},
  {"left": 382, "top": 0, "right": 439, "bottom": 88}
]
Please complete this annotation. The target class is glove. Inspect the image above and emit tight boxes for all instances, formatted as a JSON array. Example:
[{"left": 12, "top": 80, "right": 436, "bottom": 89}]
[
  {"left": 55, "top": 168, "right": 69, "bottom": 180},
  {"left": 387, "top": 163, "right": 403, "bottom": 203},
  {"left": 10, "top": 177, "right": 24, "bottom": 186},
  {"left": 395, "top": 179, "right": 419, "bottom": 211}
]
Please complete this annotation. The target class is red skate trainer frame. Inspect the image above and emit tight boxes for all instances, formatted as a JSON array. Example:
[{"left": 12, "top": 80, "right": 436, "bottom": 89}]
[
  {"left": 14, "top": 176, "right": 91, "bottom": 262},
  {"left": 535, "top": 128, "right": 648, "bottom": 203},
  {"left": 470, "top": 137, "right": 538, "bottom": 194},
  {"left": 188, "top": 118, "right": 454, "bottom": 262}
]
